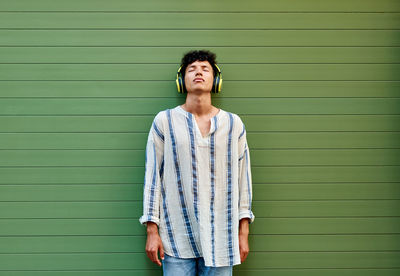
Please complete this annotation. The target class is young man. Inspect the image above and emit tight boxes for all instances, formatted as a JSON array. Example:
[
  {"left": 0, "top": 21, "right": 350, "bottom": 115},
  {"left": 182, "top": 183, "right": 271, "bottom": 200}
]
[{"left": 139, "top": 50, "right": 255, "bottom": 276}]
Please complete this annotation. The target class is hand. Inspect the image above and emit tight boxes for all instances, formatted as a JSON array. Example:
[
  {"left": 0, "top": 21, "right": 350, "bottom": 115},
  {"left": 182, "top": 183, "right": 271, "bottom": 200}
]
[
  {"left": 239, "top": 218, "right": 250, "bottom": 263},
  {"left": 145, "top": 222, "right": 164, "bottom": 266}
]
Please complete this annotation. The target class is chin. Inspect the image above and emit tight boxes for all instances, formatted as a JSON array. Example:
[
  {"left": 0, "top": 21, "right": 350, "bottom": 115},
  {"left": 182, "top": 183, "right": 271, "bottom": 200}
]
[{"left": 188, "top": 90, "right": 211, "bottom": 95}]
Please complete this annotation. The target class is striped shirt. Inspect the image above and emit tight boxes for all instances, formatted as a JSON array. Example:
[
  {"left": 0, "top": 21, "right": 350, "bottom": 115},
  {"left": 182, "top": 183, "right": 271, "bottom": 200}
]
[{"left": 139, "top": 105, "right": 255, "bottom": 267}]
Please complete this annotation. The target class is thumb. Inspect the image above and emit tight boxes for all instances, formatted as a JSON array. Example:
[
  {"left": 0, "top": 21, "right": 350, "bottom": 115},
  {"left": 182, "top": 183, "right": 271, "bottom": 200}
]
[{"left": 160, "top": 243, "right": 165, "bottom": 260}]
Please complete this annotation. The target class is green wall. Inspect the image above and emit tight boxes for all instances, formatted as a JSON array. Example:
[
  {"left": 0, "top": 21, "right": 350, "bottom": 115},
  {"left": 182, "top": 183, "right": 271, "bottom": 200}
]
[{"left": 0, "top": 0, "right": 400, "bottom": 275}]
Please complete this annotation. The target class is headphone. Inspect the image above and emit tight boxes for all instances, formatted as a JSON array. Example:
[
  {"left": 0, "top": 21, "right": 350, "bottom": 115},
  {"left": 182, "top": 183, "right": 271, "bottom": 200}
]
[{"left": 176, "top": 63, "right": 223, "bottom": 93}]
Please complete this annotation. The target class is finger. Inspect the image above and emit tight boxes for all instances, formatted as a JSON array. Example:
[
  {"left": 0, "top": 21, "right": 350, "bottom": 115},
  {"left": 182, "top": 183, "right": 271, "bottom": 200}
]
[
  {"left": 147, "top": 248, "right": 157, "bottom": 265},
  {"left": 243, "top": 251, "right": 249, "bottom": 262},
  {"left": 160, "top": 244, "right": 165, "bottom": 261},
  {"left": 150, "top": 248, "right": 161, "bottom": 267},
  {"left": 146, "top": 247, "right": 155, "bottom": 263},
  {"left": 152, "top": 250, "right": 161, "bottom": 267},
  {"left": 242, "top": 248, "right": 248, "bottom": 262},
  {"left": 242, "top": 252, "right": 248, "bottom": 262},
  {"left": 156, "top": 256, "right": 161, "bottom": 267}
]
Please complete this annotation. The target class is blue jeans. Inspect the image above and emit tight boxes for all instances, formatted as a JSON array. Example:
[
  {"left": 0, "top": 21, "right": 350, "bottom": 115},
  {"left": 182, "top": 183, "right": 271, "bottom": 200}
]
[{"left": 162, "top": 253, "right": 233, "bottom": 276}]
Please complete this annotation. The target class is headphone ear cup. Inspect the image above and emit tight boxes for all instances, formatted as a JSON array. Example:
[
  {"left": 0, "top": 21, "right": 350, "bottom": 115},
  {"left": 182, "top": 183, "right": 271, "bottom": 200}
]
[
  {"left": 176, "top": 75, "right": 186, "bottom": 93},
  {"left": 218, "top": 78, "right": 222, "bottom": 92},
  {"left": 213, "top": 74, "right": 222, "bottom": 93},
  {"left": 176, "top": 77, "right": 181, "bottom": 93},
  {"left": 213, "top": 75, "right": 218, "bottom": 93},
  {"left": 213, "top": 64, "right": 222, "bottom": 93},
  {"left": 176, "top": 66, "right": 186, "bottom": 93}
]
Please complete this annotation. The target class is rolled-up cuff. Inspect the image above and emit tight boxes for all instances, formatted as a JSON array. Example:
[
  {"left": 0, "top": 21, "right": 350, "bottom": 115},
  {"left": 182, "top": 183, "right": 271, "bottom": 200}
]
[
  {"left": 139, "top": 215, "right": 160, "bottom": 226},
  {"left": 239, "top": 210, "right": 255, "bottom": 224}
]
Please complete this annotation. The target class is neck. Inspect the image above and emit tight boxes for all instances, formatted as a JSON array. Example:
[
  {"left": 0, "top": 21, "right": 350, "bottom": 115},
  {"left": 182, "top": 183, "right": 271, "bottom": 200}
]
[{"left": 182, "top": 92, "right": 214, "bottom": 117}]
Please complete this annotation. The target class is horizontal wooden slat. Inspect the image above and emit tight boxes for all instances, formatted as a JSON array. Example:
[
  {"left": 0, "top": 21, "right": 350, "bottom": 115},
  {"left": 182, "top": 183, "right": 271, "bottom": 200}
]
[
  {"left": 0, "top": 166, "right": 399, "bottom": 184},
  {"left": 0, "top": 183, "right": 399, "bottom": 201},
  {"left": 1, "top": 0, "right": 399, "bottom": 12},
  {"left": 250, "top": 183, "right": 400, "bottom": 200},
  {"left": 241, "top": 252, "right": 400, "bottom": 269},
  {"left": 1, "top": 149, "right": 400, "bottom": 166},
  {"left": 0, "top": 116, "right": 153, "bottom": 132},
  {"left": 2, "top": 47, "right": 400, "bottom": 63},
  {"left": 0, "top": 184, "right": 144, "bottom": 201},
  {"left": 246, "top": 234, "right": 400, "bottom": 251},
  {"left": 0, "top": 236, "right": 153, "bottom": 253},
  {"left": 243, "top": 115, "right": 400, "bottom": 131},
  {"left": 0, "top": 134, "right": 148, "bottom": 149},
  {"left": 1, "top": 234, "right": 399, "bottom": 253},
  {"left": 1, "top": 81, "right": 400, "bottom": 98},
  {"left": 248, "top": 132, "right": 400, "bottom": 148},
  {"left": 1, "top": 115, "right": 400, "bottom": 132},
  {"left": 1, "top": 64, "right": 400, "bottom": 81},
  {"left": 1, "top": 132, "right": 400, "bottom": 149},
  {"left": 249, "top": 149, "right": 400, "bottom": 166},
  {"left": 1, "top": 98, "right": 400, "bottom": 115},
  {"left": 0, "top": 200, "right": 399, "bottom": 218},
  {"left": 0, "top": 218, "right": 148, "bottom": 235},
  {"left": 0, "top": 218, "right": 398, "bottom": 235},
  {"left": 0, "top": 251, "right": 398, "bottom": 270},
  {"left": 0, "top": 252, "right": 153, "bottom": 270},
  {"left": 1, "top": 30, "right": 399, "bottom": 46},
  {"left": 1, "top": 13, "right": 399, "bottom": 29}
]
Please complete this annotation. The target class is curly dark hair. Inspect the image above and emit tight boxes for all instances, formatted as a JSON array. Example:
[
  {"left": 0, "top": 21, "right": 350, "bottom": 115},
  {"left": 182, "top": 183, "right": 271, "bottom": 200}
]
[{"left": 180, "top": 49, "right": 218, "bottom": 78}]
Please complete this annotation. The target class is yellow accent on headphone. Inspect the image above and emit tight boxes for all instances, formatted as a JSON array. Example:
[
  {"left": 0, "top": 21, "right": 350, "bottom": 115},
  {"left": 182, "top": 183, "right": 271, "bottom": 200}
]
[{"left": 176, "top": 63, "right": 223, "bottom": 93}]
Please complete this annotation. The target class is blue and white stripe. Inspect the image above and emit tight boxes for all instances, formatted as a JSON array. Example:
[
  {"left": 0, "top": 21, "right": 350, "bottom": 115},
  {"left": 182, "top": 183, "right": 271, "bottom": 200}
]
[
  {"left": 239, "top": 122, "right": 245, "bottom": 140},
  {"left": 161, "top": 179, "right": 180, "bottom": 257},
  {"left": 147, "top": 142, "right": 158, "bottom": 218},
  {"left": 166, "top": 109, "right": 200, "bottom": 257},
  {"left": 159, "top": 157, "right": 180, "bottom": 255},
  {"left": 244, "top": 145, "right": 253, "bottom": 219},
  {"left": 153, "top": 121, "right": 164, "bottom": 142},
  {"left": 226, "top": 112, "right": 234, "bottom": 265},
  {"left": 210, "top": 116, "right": 218, "bottom": 266},
  {"left": 186, "top": 113, "right": 199, "bottom": 221}
]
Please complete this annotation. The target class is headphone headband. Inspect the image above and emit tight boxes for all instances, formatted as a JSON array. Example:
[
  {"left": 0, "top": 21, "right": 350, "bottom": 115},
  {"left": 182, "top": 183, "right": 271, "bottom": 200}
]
[{"left": 176, "top": 63, "right": 223, "bottom": 93}]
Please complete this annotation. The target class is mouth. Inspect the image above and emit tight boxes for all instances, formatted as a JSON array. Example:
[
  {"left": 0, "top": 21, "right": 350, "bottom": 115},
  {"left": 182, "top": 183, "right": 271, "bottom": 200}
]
[{"left": 194, "top": 78, "right": 204, "bottom": 82}]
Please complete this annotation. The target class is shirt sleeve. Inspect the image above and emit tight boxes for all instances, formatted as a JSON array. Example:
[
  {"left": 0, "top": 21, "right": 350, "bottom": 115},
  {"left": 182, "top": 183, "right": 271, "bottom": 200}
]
[
  {"left": 139, "top": 114, "right": 165, "bottom": 226},
  {"left": 238, "top": 120, "right": 255, "bottom": 224}
]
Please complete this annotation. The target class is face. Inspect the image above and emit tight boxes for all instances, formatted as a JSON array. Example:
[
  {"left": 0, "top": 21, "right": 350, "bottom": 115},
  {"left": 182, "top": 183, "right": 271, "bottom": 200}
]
[{"left": 184, "top": 60, "right": 214, "bottom": 93}]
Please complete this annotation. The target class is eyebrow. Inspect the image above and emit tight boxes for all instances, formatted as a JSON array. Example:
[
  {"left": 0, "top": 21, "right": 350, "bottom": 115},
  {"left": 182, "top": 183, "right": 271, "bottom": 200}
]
[{"left": 188, "top": 65, "right": 210, "bottom": 69}]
